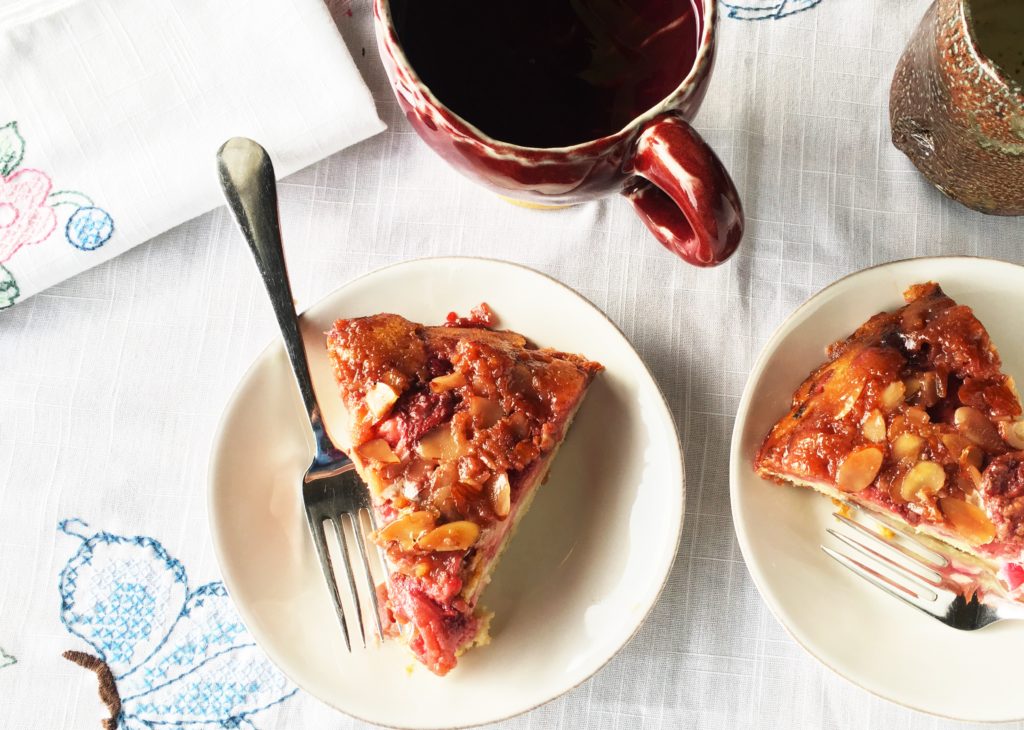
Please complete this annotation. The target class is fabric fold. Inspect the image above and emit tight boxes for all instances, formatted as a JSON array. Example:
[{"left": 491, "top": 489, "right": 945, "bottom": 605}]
[{"left": 0, "top": 0, "right": 385, "bottom": 309}]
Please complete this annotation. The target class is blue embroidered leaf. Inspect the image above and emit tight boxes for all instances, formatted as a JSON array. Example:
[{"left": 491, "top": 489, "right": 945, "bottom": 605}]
[
  {"left": 122, "top": 644, "right": 296, "bottom": 725},
  {"left": 0, "top": 647, "right": 15, "bottom": 669},
  {"left": 0, "top": 265, "right": 18, "bottom": 310},
  {"left": 59, "top": 530, "right": 188, "bottom": 677},
  {"left": 116, "top": 583, "right": 252, "bottom": 700},
  {"left": 0, "top": 122, "right": 24, "bottom": 176}
]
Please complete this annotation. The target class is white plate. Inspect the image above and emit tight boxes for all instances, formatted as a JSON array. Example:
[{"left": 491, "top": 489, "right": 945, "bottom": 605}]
[
  {"left": 208, "top": 257, "right": 684, "bottom": 728},
  {"left": 731, "top": 256, "right": 1024, "bottom": 722}
]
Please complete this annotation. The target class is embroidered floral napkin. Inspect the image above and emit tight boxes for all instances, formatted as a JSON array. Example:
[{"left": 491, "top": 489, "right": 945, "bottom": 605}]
[{"left": 0, "top": 0, "right": 384, "bottom": 310}]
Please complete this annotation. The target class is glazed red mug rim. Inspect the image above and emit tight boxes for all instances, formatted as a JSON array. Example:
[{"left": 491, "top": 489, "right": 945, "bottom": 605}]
[{"left": 376, "top": 0, "right": 718, "bottom": 154}]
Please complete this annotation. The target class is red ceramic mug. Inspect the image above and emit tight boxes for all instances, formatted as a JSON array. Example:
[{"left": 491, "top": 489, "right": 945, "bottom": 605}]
[{"left": 373, "top": 0, "right": 744, "bottom": 267}]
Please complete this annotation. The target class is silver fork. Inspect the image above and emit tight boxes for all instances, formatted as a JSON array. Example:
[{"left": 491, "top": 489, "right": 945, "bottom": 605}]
[
  {"left": 217, "top": 137, "right": 382, "bottom": 650},
  {"left": 823, "top": 506, "right": 1024, "bottom": 629}
]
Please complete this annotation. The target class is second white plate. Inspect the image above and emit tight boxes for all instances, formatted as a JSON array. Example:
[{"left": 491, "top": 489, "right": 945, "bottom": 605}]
[
  {"left": 208, "top": 257, "right": 684, "bottom": 728},
  {"left": 731, "top": 256, "right": 1024, "bottom": 722}
]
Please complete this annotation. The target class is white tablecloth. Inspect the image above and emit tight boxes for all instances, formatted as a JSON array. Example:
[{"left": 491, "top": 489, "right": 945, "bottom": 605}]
[{"left": 2, "top": 0, "right": 1024, "bottom": 728}]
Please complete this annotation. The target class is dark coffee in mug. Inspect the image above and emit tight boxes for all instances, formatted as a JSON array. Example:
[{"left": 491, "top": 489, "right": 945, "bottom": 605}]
[{"left": 390, "top": 0, "right": 701, "bottom": 148}]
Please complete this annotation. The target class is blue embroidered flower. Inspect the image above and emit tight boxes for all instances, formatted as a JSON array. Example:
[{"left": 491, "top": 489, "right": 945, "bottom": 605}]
[
  {"left": 66, "top": 206, "right": 115, "bottom": 251},
  {"left": 48, "top": 191, "right": 115, "bottom": 251},
  {"left": 58, "top": 519, "right": 297, "bottom": 729},
  {"left": 0, "top": 122, "right": 116, "bottom": 267},
  {"left": 0, "top": 647, "right": 15, "bottom": 669},
  {"left": 722, "top": 0, "right": 824, "bottom": 20}
]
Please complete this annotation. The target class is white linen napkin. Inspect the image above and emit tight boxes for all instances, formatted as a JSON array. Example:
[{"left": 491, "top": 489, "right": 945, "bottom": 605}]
[{"left": 0, "top": 0, "right": 385, "bottom": 310}]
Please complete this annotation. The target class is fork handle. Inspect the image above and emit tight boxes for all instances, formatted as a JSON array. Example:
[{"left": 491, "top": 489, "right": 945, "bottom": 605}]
[{"left": 216, "top": 137, "right": 345, "bottom": 466}]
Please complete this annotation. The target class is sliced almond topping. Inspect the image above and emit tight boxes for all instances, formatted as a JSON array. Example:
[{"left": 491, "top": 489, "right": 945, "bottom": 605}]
[
  {"left": 376, "top": 510, "right": 436, "bottom": 551},
  {"left": 452, "top": 483, "right": 482, "bottom": 516},
  {"left": 417, "top": 425, "right": 459, "bottom": 460},
  {"left": 964, "top": 464, "right": 983, "bottom": 490},
  {"left": 1007, "top": 376, "right": 1021, "bottom": 406},
  {"left": 862, "top": 410, "right": 886, "bottom": 443},
  {"left": 459, "top": 463, "right": 491, "bottom": 488},
  {"left": 900, "top": 460, "right": 946, "bottom": 501},
  {"left": 999, "top": 420, "right": 1024, "bottom": 450},
  {"left": 836, "top": 383, "right": 865, "bottom": 418},
  {"left": 432, "top": 460, "right": 457, "bottom": 490},
  {"left": 365, "top": 382, "right": 399, "bottom": 421},
  {"left": 357, "top": 437, "right": 401, "bottom": 464},
  {"left": 954, "top": 406, "right": 1004, "bottom": 452},
  {"left": 906, "top": 407, "right": 930, "bottom": 425},
  {"left": 458, "top": 474, "right": 485, "bottom": 493},
  {"left": 490, "top": 472, "right": 511, "bottom": 518},
  {"left": 905, "top": 406, "right": 930, "bottom": 425},
  {"left": 939, "top": 497, "right": 996, "bottom": 545},
  {"left": 888, "top": 414, "right": 907, "bottom": 440},
  {"left": 962, "top": 445, "right": 984, "bottom": 471},
  {"left": 429, "top": 371, "right": 466, "bottom": 393},
  {"left": 889, "top": 471, "right": 909, "bottom": 504},
  {"left": 416, "top": 520, "right": 480, "bottom": 552},
  {"left": 892, "top": 433, "right": 924, "bottom": 461},
  {"left": 508, "top": 412, "right": 530, "bottom": 438},
  {"left": 940, "top": 433, "right": 970, "bottom": 460},
  {"left": 836, "top": 447, "right": 883, "bottom": 493},
  {"left": 917, "top": 372, "right": 940, "bottom": 407},
  {"left": 365, "top": 471, "right": 388, "bottom": 497},
  {"left": 469, "top": 396, "right": 503, "bottom": 429},
  {"left": 880, "top": 381, "right": 907, "bottom": 411}
]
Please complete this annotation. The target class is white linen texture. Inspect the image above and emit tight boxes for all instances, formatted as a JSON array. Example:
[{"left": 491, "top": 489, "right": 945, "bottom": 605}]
[
  {"left": 1, "top": 0, "right": 1023, "bottom": 729},
  {"left": 0, "top": 0, "right": 384, "bottom": 307}
]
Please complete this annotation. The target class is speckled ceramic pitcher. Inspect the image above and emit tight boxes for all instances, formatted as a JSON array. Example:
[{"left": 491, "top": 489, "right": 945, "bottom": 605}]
[{"left": 890, "top": 0, "right": 1024, "bottom": 215}]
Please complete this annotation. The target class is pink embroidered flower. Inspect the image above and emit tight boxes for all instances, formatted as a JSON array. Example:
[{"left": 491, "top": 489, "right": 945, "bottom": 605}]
[{"left": 0, "top": 168, "right": 57, "bottom": 263}]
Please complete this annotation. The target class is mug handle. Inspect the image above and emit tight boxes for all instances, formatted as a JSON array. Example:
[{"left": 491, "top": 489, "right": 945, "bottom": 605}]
[{"left": 622, "top": 115, "right": 744, "bottom": 267}]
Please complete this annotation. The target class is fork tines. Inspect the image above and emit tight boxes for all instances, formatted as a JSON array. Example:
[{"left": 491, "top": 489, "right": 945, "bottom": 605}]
[
  {"left": 822, "top": 508, "right": 960, "bottom": 622},
  {"left": 304, "top": 476, "right": 384, "bottom": 651}
]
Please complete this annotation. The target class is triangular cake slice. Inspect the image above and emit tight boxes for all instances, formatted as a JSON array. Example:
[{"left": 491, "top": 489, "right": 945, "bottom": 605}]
[
  {"left": 755, "top": 283, "right": 1024, "bottom": 594},
  {"left": 327, "top": 305, "right": 602, "bottom": 675}
]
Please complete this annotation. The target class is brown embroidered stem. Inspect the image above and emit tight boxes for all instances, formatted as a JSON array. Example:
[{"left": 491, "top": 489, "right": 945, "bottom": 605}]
[{"left": 62, "top": 651, "right": 121, "bottom": 730}]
